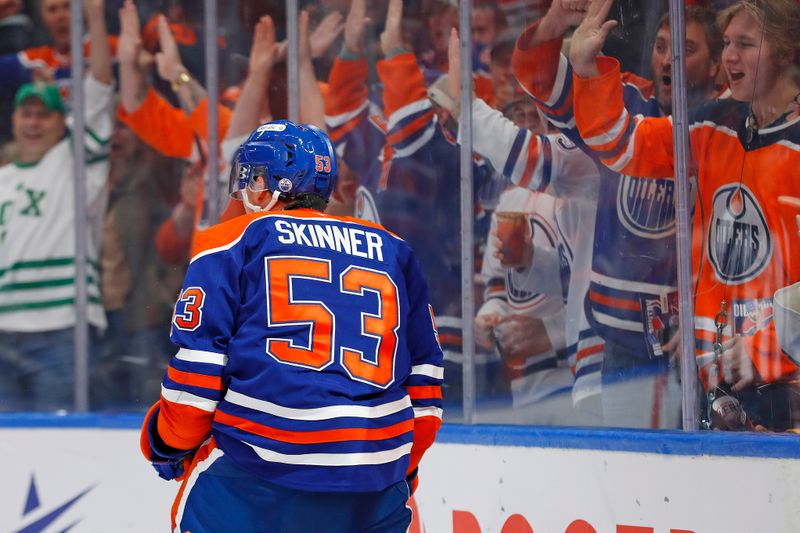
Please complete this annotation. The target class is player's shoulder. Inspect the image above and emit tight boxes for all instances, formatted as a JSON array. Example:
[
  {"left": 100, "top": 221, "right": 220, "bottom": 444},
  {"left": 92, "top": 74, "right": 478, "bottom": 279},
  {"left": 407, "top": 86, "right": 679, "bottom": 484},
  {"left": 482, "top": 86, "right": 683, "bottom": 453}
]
[
  {"left": 278, "top": 209, "right": 404, "bottom": 242},
  {"left": 190, "top": 211, "right": 272, "bottom": 260}
]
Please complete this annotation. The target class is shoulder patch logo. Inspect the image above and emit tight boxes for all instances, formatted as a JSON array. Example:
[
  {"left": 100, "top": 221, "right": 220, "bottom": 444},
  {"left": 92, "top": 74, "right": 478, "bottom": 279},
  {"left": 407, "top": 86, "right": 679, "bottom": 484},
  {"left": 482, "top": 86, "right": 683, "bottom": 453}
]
[{"left": 708, "top": 183, "right": 772, "bottom": 284}]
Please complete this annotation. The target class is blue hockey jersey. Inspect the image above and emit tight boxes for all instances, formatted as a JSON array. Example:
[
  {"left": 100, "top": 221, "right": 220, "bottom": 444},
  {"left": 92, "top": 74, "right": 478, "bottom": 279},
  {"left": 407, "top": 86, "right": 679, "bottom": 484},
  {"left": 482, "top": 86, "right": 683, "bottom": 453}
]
[
  {"left": 142, "top": 209, "right": 444, "bottom": 493},
  {"left": 512, "top": 32, "right": 678, "bottom": 358}
]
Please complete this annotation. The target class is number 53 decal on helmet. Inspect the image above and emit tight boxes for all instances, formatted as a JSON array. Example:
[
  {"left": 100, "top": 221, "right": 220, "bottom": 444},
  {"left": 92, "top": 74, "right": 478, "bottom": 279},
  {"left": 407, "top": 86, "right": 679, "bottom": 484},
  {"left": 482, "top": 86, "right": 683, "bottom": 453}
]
[
  {"left": 173, "top": 287, "right": 206, "bottom": 331},
  {"left": 315, "top": 154, "right": 332, "bottom": 173}
]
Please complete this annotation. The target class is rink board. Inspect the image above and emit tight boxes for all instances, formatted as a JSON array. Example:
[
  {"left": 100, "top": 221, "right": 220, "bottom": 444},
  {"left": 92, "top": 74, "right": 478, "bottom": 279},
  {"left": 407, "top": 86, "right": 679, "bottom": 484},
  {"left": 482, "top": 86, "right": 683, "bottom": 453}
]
[{"left": 1, "top": 416, "right": 799, "bottom": 532}]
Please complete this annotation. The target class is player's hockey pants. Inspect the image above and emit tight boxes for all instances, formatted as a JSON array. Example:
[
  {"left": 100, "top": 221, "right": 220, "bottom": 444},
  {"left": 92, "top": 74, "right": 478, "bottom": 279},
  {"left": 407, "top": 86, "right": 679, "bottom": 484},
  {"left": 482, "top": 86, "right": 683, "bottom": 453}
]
[{"left": 170, "top": 444, "right": 412, "bottom": 533}]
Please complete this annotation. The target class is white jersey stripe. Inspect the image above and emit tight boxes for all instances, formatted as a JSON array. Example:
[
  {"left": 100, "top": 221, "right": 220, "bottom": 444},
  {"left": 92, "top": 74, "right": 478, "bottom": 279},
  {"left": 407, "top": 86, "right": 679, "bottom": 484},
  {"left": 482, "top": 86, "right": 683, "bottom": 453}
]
[
  {"left": 392, "top": 123, "right": 436, "bottom": 158},
  {"left": 244, "top": 441, "right": 413, "bottom": 467},
  {"left": 591, "top": 310, "right": 644, "bottom": 332},
  {"left": 590, "top": 271, "right": 676, "bottom": 295},
  {"left": 584, "top": 110, "right": 629, "bottom": 148},
  {"left": 175, "top": 348, "right": 229, "bottom": 366},
  {"left": 410, "top": 364, "right": 444, "bottom": 379},
  {"left": 386, "top": 99, "right": 432, "bottom": 131},
  {"left": 225, "top": 389, "right": 411, "bottom": 420},
  {"left": 413, "top": 406, "right": 443, "bottom": 419},
  {"left": 545, "top": 54, "right": 570, "bottom": 107},
  {"left": 325, "top": 101, "right": 369, "bottom": 128},
  {"left": 173, "top": 446, "right": 224, "bottom": 533},
  {"left": 161, "top": 386, "right": 219, "bottom": 412}
]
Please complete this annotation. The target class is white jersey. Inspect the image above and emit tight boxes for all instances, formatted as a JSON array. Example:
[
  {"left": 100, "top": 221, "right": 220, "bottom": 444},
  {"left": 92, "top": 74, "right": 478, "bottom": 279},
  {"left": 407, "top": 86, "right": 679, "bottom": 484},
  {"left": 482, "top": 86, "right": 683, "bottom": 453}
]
[
  {"left": 470, "top": 97, "right": 603, "bottom": 406},
  {"left": 477, "top": 188, "right": 572, "bottom": 407},
  {"left": 0, "top": 74, "right": 112, "bottom": 332}
]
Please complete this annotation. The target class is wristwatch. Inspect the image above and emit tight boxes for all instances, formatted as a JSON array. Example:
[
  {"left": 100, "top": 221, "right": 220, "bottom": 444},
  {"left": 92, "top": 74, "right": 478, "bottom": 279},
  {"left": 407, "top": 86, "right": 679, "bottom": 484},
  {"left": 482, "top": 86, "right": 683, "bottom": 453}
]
[{"left": 171, "top": 70, "right": 191, "bottom": 92}]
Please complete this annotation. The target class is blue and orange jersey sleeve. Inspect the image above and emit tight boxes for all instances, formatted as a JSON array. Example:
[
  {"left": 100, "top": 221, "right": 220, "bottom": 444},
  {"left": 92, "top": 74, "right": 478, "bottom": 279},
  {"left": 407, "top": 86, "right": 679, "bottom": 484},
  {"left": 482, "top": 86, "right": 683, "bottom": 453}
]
[
  {"left": 400, "top": 248, "right": 444, "bottom": 483},
  {"left": 187, "top": 97, "right": 232, "bottom": 148},
  {"left": 325, "top": 56, "right": 370, "bottom": 142},
  {"left": 118, "top": 88, "right": 196, "bottom": 159},
  {"left": 150, "top": 219, "right": 251, "bottom": 451},
  {"left": 573, "top": 56, "right": 675, "bottom": 178},
  {"left": 118, "top": 88, "right": 232, "bottom": 160},
  {"left": 512, "top": 25, "right": 575, "bottom": 131},
  {"left": 469, "top": 97, "right": 553, "bottom": 192},
  {"left": 324, "top": 56, "right": 388, "bottom": 188},
  {"left": 377, "top": 52, "right": 436, "bottom": 158}
]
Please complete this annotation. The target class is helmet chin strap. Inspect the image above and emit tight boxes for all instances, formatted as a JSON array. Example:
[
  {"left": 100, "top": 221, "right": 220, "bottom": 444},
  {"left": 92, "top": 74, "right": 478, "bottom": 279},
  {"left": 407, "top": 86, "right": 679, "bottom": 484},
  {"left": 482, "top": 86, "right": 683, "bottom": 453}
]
[{"left": 243, "top": 189, "right": 281, "bottom": 213}]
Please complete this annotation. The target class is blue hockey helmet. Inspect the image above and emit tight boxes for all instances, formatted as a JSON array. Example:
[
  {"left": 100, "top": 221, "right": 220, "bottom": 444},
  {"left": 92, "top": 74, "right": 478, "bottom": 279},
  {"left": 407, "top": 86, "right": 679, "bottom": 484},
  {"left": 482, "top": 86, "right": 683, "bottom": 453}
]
[{"left": 228, "top": 120, "right": 338, "bottom": 209}]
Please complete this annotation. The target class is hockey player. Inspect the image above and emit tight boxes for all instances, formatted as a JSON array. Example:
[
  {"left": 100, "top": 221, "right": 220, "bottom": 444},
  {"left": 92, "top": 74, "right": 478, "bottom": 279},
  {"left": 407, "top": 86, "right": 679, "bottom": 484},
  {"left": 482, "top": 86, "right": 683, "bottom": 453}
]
[
  {"left": 570, "top": 0, "right": 800, "bottom": 431},
  {"left": 140, "top": 120, "right": 444, "bottom": 532}
]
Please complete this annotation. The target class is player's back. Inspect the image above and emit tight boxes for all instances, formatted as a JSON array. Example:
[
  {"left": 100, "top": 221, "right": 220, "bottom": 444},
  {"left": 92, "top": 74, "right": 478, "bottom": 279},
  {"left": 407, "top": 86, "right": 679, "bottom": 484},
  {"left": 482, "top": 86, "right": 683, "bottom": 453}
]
[{"left": 175, "top": 209, "right": 440, "bottom": 492}]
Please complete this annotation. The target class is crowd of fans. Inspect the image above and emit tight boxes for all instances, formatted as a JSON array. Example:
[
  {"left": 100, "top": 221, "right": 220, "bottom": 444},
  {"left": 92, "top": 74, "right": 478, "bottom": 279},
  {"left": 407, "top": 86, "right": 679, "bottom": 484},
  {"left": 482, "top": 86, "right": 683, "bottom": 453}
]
[{"left": 0, "top": 0, "right": 798, "bottom": 433}]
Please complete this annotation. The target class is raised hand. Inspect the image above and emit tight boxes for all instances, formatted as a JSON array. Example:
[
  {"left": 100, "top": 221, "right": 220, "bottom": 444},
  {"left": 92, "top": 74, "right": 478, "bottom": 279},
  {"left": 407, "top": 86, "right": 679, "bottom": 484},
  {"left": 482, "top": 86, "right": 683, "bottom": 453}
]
[
  {"left": 380, "top": 0, "right": 403, "bottom": 57},
  {"left": 310, "top": 11, "right": 344, "bottom": 58},
  {"left": 84, "top": 0, "right": 104, "bottom": 16},
  {"left": 117, "top": 0, "right": 142, "bottom": 66},
  {"left": 248, "top": 15, "right": 277, "bottom": 79},
  {"left": 155, "top": 15, "right": 186, "bottom": 83},
  {"left": 569, "top": 0, "right": 617, "bottom": 78},
  {"left": 538, "top": 0, "right": 591, "bottom": 41},
  {"left": 447, "top": 28, "right": 461, "bottom": 103},
  {"left": 299, "top": 10, "right": 312, "bottom": 63},
  {"left": 343, "top": 0, "right": 370, "bottom": 56}
]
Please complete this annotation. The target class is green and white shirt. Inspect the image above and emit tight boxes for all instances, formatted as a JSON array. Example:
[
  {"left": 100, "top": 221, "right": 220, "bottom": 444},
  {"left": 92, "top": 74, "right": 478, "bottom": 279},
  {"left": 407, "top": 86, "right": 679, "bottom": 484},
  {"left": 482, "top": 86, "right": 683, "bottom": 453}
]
[{"left": 0, "top": 74, "right": 112, "bottom": 332}]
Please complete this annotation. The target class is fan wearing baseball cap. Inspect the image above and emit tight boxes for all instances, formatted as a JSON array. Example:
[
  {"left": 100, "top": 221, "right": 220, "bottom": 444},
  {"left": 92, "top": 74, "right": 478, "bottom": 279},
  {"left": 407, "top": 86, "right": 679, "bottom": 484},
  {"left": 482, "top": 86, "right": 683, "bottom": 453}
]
[
  {"left": 12, "top": 82, "right": 67, "bottom": 165},
  {"left": 0, "top": 0, "right": 113, "bottom": 412}
]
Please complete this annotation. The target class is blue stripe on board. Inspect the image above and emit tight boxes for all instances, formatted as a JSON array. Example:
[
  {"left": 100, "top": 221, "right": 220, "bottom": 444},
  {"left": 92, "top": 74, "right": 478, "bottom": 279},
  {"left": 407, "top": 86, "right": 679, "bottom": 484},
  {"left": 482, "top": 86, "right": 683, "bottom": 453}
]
[
  {"left": 1, "top": 415, "right": 798, "bottom": 458},
  {"left": 437, "top": 424, "right": 800, "bottom": 458},
  {"left": 0, "top": 413, "right": 144, "bottom": 429}
]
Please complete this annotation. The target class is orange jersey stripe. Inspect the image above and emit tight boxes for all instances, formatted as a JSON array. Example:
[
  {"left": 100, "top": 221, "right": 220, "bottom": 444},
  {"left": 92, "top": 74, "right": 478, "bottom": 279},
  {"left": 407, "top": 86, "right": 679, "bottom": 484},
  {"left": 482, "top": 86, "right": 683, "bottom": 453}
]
[
  {"left": 167, "top": 366, "right": 223, "bottom": 391},
  {"left": 406, "top": 385, "right": 443, "bottom": 400},
  {"left": 588, "top": 289, "right": 641, "bottom": 312},
  {"left": 157, "top": 400, "right": 214, "bottom": 450},
  {"left": 517, "top": 135, "right": 541, "bottom": 190},
  {"left": 386, "top": 110, "right": 435, "bottom": 146},
  {"left": 214, "top": 410, "right": 414, "bottom": 444},
  {"left": 329, "top": 111, "right": 368, "bottom": 143},
  {"left": 576, "top": 343, "right": 604, "bottom": 362}
]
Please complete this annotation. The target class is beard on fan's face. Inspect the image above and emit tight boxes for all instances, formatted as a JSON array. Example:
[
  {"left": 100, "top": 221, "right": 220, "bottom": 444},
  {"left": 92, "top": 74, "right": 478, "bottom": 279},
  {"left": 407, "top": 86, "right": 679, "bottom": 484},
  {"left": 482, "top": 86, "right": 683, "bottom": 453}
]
[{"left": 652, "top": 21, "right": 719, "bottom": 113}]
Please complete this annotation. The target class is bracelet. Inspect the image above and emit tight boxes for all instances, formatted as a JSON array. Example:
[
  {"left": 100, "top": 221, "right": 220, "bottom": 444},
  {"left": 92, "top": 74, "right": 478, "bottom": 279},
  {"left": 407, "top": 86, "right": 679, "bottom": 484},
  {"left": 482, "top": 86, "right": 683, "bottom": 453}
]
[{"left": 171, "top": 70, "right": 191, "bottom": 92}]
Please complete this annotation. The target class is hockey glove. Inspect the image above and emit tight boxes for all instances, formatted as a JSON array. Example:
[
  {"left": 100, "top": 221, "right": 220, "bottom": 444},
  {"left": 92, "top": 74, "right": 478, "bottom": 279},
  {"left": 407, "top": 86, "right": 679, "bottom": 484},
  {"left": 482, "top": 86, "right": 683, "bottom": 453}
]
[{"left": 141, "top": 404, "right": 196, "bottom": 481}]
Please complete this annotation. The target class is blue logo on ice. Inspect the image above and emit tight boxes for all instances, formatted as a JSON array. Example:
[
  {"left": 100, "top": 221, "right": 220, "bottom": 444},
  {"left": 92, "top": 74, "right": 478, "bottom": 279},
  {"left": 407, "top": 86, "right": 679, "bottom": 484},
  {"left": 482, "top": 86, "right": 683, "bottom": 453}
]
[{"left": 11, "top": 474, "right": 94, "bottom": 532}]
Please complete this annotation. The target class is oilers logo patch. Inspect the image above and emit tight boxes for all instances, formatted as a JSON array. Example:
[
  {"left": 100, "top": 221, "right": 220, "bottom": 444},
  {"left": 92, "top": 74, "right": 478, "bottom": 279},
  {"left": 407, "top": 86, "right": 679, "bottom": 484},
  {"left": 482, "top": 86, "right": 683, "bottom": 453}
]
[
  {"left": 708, "top": 183, "right": 772, "bottom": 284},
  {"left": 278, "top": 178, "right": 293, "bottom": 193},
  {"left": 732, "top": 298, "right": 774, "bottom": 336},
  {"left": 617, "top": 175, "right": 677, "bottom": 238},
  {"left": 354, "top": 185, "right": 380, "bottom": 224}
]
